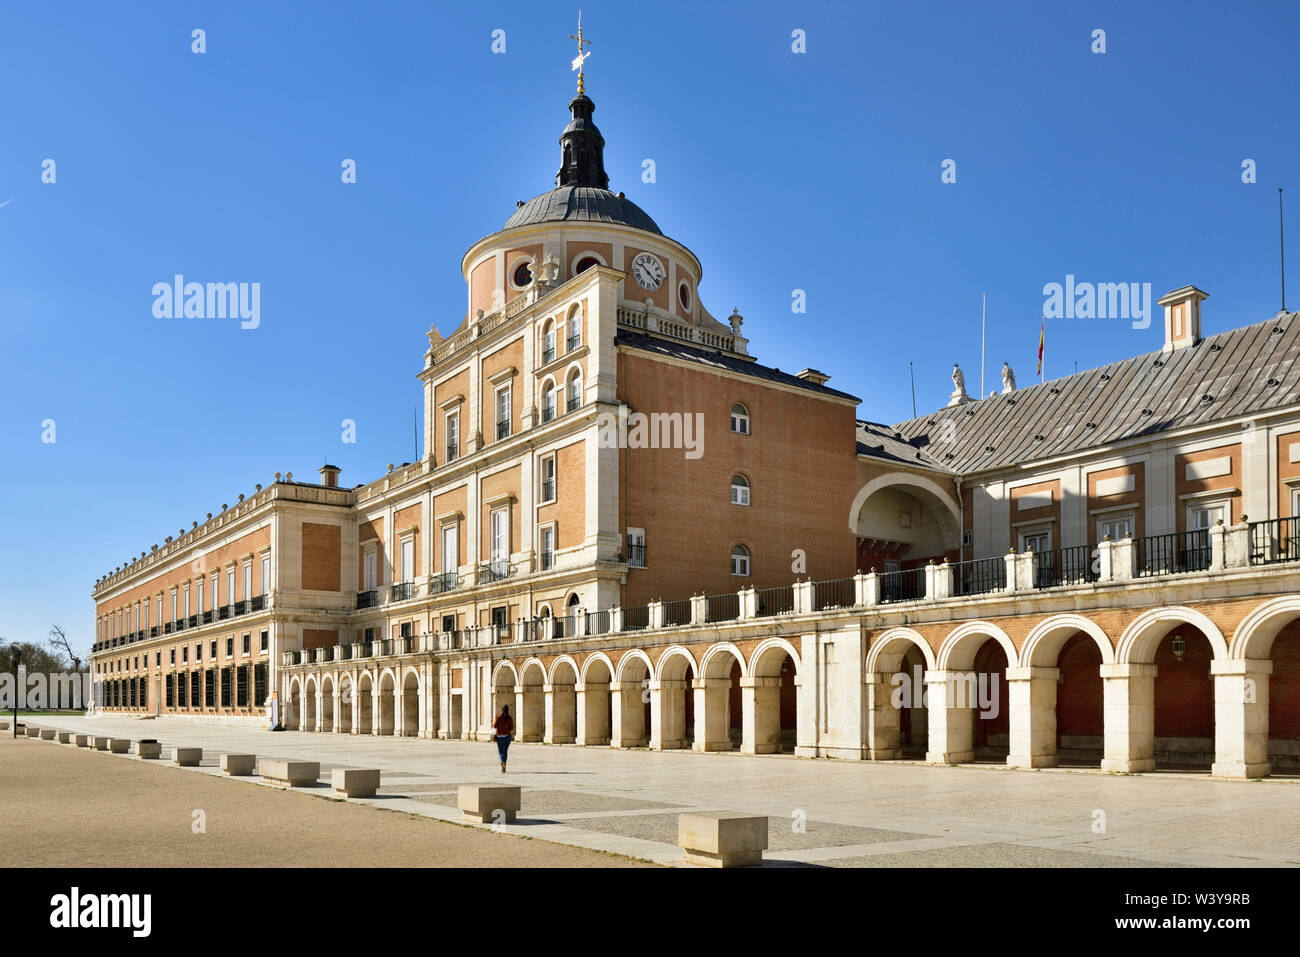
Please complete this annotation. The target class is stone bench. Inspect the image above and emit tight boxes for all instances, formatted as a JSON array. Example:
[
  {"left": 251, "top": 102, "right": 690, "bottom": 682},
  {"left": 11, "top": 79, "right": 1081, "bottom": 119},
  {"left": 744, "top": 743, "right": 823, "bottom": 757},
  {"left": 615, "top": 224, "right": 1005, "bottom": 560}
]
[
  {"left": 331, "top": 768, "right": 380, "bottom": 798},
  {"left": 138, "top": 740, "right": 162, "bottom": 759},
  {"left": 25, "top": 726, "right": 42, "bottom": 738},
  {"left": 173, "top": 747, "right": 203, "bottom": 767},
  {"left": 57, "top": 731, "right": 73, "bottom": 744},
  {"left": 109, "top": 739, "right": 130, "bottom": 753},
  {"left": 40, "top": 729, "right": 57, "bottom": 741},
  {"left": 260, "top": 759, "right": 319, "bottom": 787},
  {"left": 75, "top": 734, "right": 90, "bottom": 748},
  {"left": 221, "top": 754, "right": 256, "bottom": 776},
  {"left": 0, "top": 720, "right": 9, "bottom": 730},
  {"left": 458, "top": 784, "right": 521, "bottom": 823},
  {"left": 677, "top": 811, "right": 769, "bottom": 868},
  {"left": 93, "top": 736, "right": 111, "bottom": 751}
]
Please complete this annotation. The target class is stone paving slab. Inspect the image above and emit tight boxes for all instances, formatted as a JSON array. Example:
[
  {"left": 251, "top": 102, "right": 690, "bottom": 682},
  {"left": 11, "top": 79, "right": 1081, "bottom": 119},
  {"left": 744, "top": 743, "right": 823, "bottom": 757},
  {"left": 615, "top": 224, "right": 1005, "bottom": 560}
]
[{"left": 822, "top": 843, "right": 1177, "bottom": 868}]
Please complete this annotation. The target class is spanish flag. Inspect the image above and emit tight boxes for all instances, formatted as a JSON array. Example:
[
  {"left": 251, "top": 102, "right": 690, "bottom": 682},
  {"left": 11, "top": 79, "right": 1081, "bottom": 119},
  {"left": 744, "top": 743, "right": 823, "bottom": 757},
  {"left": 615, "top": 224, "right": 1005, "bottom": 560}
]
[{"left": 1036, "top": 320, "right": 1045, "bottom": 376}]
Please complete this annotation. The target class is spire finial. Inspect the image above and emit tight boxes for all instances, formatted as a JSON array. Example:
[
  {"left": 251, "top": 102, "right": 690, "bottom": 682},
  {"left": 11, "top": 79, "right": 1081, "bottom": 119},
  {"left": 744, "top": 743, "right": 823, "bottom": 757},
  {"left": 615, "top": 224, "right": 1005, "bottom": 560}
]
[{"left": 569, "top": 11, "right": 591, "bottom": 94}]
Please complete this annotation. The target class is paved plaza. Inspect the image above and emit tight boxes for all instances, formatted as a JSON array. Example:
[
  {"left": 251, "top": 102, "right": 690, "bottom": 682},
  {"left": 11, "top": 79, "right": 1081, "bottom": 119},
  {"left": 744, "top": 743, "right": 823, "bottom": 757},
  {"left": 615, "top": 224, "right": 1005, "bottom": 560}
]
[{"left": 12, "top": 713, "right": 1300, "bottom": 867}]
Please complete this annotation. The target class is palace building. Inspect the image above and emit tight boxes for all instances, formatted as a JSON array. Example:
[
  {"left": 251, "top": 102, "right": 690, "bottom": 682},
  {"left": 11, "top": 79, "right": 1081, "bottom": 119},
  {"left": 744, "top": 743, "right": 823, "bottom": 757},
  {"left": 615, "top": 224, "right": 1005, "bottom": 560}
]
[{"left": 90, "top": 68, "right": 1300, "bottom": 779}]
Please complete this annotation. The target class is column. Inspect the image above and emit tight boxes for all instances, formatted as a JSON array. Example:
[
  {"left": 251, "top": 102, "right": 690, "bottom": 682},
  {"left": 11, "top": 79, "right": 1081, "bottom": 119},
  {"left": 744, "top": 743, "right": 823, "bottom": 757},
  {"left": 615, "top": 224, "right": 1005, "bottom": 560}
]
[
  {"left": 1211, "top": 658, "right": 1272, "bottom": 779},
  {"left": 649, "top": 678, "right": 686, "bottom": 749},
  {"left": 864, "top": 672, "right": 901, "bottom": 760},
  {"left": 609, "top": 681, "right": 645, "bottom": 747},
  {"left": 692, "top": 677, "right": 732, "bottom": 752},
  {"left": 739, "top": 675, "right": 781, "bottom": 754},
  {"left": 925, "top": 670, "right": 974, "bottom": 764},
  {"left": 1100, "top": 663, "right": 1156, "bottom": 772},
  {"left": 1005, "top": 666, "right": 1059, "bottom": 768}
]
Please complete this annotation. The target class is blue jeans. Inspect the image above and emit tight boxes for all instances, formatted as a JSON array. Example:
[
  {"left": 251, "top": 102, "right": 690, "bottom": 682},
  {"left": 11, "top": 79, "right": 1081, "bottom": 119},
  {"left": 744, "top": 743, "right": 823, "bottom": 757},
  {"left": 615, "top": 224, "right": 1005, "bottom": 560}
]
[{"left": 496, "top": 735, "right": 512, "bottom": 763}]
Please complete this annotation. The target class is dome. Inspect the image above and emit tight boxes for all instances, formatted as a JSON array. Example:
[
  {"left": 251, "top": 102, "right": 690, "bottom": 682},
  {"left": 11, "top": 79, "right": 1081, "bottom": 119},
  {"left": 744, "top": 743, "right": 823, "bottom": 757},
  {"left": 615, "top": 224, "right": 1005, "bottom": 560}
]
[{"left": 504, "top": 185, "right": 662, "bottom": 235}]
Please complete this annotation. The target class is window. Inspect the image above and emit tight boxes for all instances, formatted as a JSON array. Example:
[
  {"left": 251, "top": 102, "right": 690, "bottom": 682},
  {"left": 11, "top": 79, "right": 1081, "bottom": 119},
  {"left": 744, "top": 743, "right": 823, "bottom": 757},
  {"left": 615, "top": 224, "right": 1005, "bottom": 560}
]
[
  {"left": 541, "top": 381, "right": 556, "bottom": 422},
  {"left": 253, "top": 664, "right": 267, "bottom": 706},
  {"left": 541, "top": 321, "right": 556, "bottom": 366},
  {"left": 511, "top": 260, "right": 532, "bottom": 289},
  {"left": 678, "top": 280, "right": 692, "bottom": 312},
  {"left": 226, "top": 569, "right": 235, "bottom": 607},
  {"left": 442, "top": 524, "right": 458, "bottom": 580},
  {"left": 237, "top": 665, "right": 249, "bottom": 707},
  {"left": 566, "top": 310, "right": 581, "bottom": 351},
  {"left": 364, "top": 549, "right": 377, "bottom": 591},
  {"left": 400, "top": 621, "right": 412, "bottom": 639},
  {"left": 731, "top": 544, "right": 751, "bottom": 577},
  {"left": 566, "top": 370, "right": 582, "bottom": 412},
  {"left": 539, "top": 525, "right": 555, "bottom": 571},
  {"left": 539, "top": 454, "right": 556, "bottom": 503},
  {"left": 1190, "top": 502, "right": 1227, "bottom": 530},
  {"left": 220, "top": 668, "right": 232, "bottom": 708},
  {"left": 445, "top": 409, "right": 460, "bottom": 463},
  {"left": 1099, "top": 514, "right": 1134, "bottom": 542},
  {"left": 170, "top": 590, "right": 177, "bottom": 623},
  {"left": 261, "top": 553, "right": 270, "bottom": 595},
  {"left": 210, "top": 640, "right": 217, "bottom": 660},
  {"left": 574, "top": 256, "right": 599, "bottom": 275},
  {"left": 401, "top": 536, "right": 415, "bottom": 583},
  {"left": 242, "top": 634, "right": 250, "bottom": 655},
  {"left": 226, "top": 637, "right": 233, "bottom": 657},
  {"left": 206, "top": 669, "right": 216, "bottom": 707},
  {"left": 731, "top": 474, "right": 750, "bottom": 506},
  {"left": 730, "top": 404, "right": 750, "bottom": 434},
  {"left": 177, "top": 672, "right": 188, "bottom": 707},
  {"left": 243, "top": 562, "right": 252, "bottom": 602},
  {"left": 626, "top": 528, "right": 646, "bottom": 568},
  {"left": 182, "top": 647, "right": 188, "bottom": 664},
  {"left": 441, "top": 614, "right": 456, "bottom": 633},
  {"left": 155, "top": 652, "right": 160, "bottom": 667},
  {"left": 1020, "top": 529, "right": 1051, "bottom": 554},
  {"left": 166, "top": 674, "right": 174, "bottom": 708},
  {"left": 182, "top": 587, "right": 189, "bottom": 620},
  {"left": 495, "top": 384, "right": 512, "bottom": 440},
  {"left": 210, "top": 573, "right": 218, "bottom": 610},
  {"left": 169, "top": 649, "right": 175, "bottom": 665},
  {"left": 490, "top": 509, "right": 508, "bottom": 563},
  {"left": 144, "top": 599, "right": 150, "bottom": 630},
  {"left": 190, "top": 672, "right": 200, "bottom": 709},
  {"left": 196, "top": 643, "right": 202, "bottom": 662},
  {"left": 194, "top": 581, "right": 201, "bottom": 616},
  {"left": 491, "top": 605, "right": 509, "bottom": 636},
  {"left": 260, "top": 630, "right": 268, "bottom": 652}
]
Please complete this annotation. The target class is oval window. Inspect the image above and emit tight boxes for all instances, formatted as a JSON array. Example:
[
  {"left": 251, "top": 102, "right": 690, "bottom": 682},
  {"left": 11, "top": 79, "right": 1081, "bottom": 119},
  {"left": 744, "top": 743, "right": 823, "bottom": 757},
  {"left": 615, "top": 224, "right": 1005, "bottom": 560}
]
[
  {"left": 512, "top": 261, "right": 532, "bottom": 288},
  {"left": 678, "top": 281, "right": 692, "bottom": 311},
  {"left": 575, "top": 256, "right": 600, "bottom": 275}
]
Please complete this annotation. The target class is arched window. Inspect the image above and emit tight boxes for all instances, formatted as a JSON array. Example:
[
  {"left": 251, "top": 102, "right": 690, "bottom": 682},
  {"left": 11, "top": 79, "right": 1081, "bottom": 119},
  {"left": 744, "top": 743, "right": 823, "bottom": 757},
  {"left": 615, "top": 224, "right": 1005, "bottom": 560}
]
[
  {"left": 566, "top": 308, "right": 582, "bottom": 351},
  {"left": 574, "top": 256, "right": 600, "bottom": 275},
  {"left": 541, "top": 380, "right": 556, "bottom": 423},
  {"left": 730, "top": 474, "right": 750, "bottom": 506},
  {"left": 730, "top": 545, "right": 751, "bottom": 577},
  {"left": 730, "top": 403, "right": 750, "bottom": 434},
  {"left": 566, "top": 369, "right": 583, "bottom": 413},
  {"left": 541, "top": 321, "right": 556, "bottom": 366}
]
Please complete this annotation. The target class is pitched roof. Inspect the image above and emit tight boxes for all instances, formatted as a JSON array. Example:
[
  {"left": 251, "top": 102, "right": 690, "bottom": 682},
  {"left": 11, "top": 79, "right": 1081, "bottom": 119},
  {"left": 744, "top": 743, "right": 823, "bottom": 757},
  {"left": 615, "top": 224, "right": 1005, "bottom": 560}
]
[
  {"left": 856, "top": 421, "right": 950, "bottom": 472},
  {"left": 615, "top": 331, "right": 861, "bottom": 402},
  {"left": 887, "top": 312, "right": 1300, "bottom": 475}
]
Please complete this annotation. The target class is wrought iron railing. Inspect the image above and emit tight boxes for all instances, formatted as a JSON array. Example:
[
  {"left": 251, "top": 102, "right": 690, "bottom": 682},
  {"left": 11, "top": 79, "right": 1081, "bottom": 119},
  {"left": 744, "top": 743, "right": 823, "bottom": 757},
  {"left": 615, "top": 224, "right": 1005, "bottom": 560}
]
[
  {"left": 1134, "top": 531, "right": 1212, "bottom": 577},
  {"left": 755, "top": 586, "right": 795, "bottom": 617},
  {"left": 706, "top": 593, "right": 739, "bottom": 623},
  {"left": 390, "top": 582, "right": 413, "bottom": 602},
  {"left": 1034, "top": 545, "right": 1100, "bottom": 588},
  {"left": 622, "top": 605, "right": 650, "bottom": 631},
  {"left": 953, "top": 557, "right": 1007, "bottom": 596},
  {"left": 661, "top": 598, "right": 692, "bottom": 626},
  {"left": 586, "top": 610, "right": 611, "bottom": 636},
  {"left": 813, "top": 578, "right": 856, "bottom": 611},
  {"left": 879, "top": 567, "right": 925, "bottom": 604},
  {"left": 357, "top": 590, "right": 378, "bottom": 609},
  {"left": 1249, "top": 516, "right": 1300, "bottom": 566},
  {"left": 479, "top": 560, "right": 511, "bottom": 584}
]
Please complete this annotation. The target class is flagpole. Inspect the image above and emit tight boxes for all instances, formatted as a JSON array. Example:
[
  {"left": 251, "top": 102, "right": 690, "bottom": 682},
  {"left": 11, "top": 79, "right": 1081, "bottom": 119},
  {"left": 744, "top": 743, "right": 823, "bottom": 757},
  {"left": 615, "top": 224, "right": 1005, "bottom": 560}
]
[{"left": 980, "top": 293, "right": 986, "bottom": 399}]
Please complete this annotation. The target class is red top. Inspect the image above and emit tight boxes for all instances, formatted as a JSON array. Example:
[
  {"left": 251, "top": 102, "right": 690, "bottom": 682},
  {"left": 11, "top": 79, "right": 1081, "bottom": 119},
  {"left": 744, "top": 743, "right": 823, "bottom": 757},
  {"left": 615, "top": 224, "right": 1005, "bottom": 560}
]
[{"left": 493, "top": 713, "right": 514, "bottom": 736}]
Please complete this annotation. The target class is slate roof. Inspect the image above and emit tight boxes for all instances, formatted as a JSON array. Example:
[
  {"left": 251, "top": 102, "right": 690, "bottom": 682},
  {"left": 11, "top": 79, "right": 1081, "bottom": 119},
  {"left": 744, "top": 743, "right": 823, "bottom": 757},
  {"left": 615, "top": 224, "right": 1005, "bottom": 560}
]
[
  {"left": 505, "top": 186, "right": 661, "bottom": 235},
  {"left": 856, "top": 421, "right": 949, "bottom": 472},
  {"left": 615, "top": 331, "right": 861, "bottom": 402},
  {"left": 886, "top": 312, "right": 1300, "bottom": 475}
]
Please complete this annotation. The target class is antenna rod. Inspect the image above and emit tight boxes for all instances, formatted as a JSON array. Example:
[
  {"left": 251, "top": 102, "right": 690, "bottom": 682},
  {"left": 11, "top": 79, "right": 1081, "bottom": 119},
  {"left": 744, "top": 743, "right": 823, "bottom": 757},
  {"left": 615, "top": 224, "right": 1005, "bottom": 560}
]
[
  {"left": 909, "top": 362, "right": 916, "bottom": 417},
  {"left": 1281, "top": 188, "right": 1287, "bottom": 313},
  {"left": 980, "top": 293, "right": 987, "bottom": 399}
]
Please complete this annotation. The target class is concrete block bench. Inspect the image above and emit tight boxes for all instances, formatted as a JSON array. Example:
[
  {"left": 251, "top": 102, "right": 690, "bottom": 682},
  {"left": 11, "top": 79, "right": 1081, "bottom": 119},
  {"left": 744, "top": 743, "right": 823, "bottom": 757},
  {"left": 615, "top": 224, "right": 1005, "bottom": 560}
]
[
  {"left": 173, "top": 747, "right": 203, "bottom": 767},
  {"left": 25, "top": 726, "right": 42, "bottom": 738},
  {"left": 40, "top": 729, "right": 57, "bottom": 740},
  {"left": 93, "top": 736, "right": 111, "bottom": 750},
  {"left": 57, "top": 731, "right": 73, "bottom": 744},
  {"left": 137, "top": 740, "right": 162, "bottom": 759},
  {"left": 678, "top": 811, "right": 769, "bottom": 868},
  {"left": 221, "top": 754, "right": 256, "bottom": 776},
  {"left": 75, "top": 734, "right": 90, "bottom": 748},
  {"left": 109, "top": 738, "right": 130, "bottom": 753},
  {"left": 459, "top": 784, "right": 521, "bottom": 823},
  {"left": 260, "top": 759, "right": 319, "bottom": 787},
  {"left": 0, "top": 720, "right": 9, "bottom": 730},
  {"left": 331, "top": 768, "right": 380, "bottom": 798}
]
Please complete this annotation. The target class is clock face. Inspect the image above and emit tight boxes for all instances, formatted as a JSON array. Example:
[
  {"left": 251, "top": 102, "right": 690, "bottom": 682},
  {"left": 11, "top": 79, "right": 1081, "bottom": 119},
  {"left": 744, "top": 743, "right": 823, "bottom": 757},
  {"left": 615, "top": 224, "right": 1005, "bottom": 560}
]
[{"left": 630, "top": 252, "right": 665, "bottom": 291}]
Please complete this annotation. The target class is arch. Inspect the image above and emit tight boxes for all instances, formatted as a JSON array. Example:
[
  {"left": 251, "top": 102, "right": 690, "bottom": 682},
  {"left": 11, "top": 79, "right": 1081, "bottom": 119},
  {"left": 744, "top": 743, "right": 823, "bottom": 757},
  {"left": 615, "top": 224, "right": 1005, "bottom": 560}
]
[
  {"left": 519, "top": 658, "right": 547, "bottom": 685},
  {"left": 539, "top": 318, "right": 557, "bottom": 363},
  {"left": 730, "top": 543, "right": 751, "bottom": 577},
  {"left": 1117, "top": 606, "right": 1229, "bottom": 664},
  {"left": 401, "top": 669, "right": 420, "bottom": 737},
  {"left": 581, "top": 652, "right": 615, "bottom": 684},
  {"left": 570, "top": 250, "right": 607, "bottom": 276},
  {"left": 937, "top": 621, "right": 1017, "bottom": 671},
  {"left": 616, "top": 649, "right": 654, "bottom": 683},
  {"left": 1020, "top": 614, "right": 1114, "bottom": 668},
  {"left": 564, "top": 364, "right": 583, "bottom": 412},
  {"left": 866, "top": 626, "right": 937, "bottom": 674},
  {"left": 539, "top": 378, "right": 558, "bottom": 421},
  {"left": 491, "top": 659, "right": 520, "bottom": 686},
  {"left": 701, "top": 642, "right": 748, "bottom": 679},
  {"left": 730, "top": 473, "right": 751, "bottom": 506},
  {"left": 848, "top": 471, "right": 962, "bottom": 544},
  {"left": 1230, "top": 596, "right": 1300, "bottom": 660},
  {"left": 565, "top": 304, "right": 583, "bottom": 350},
  {"left": 730, "top": 402, "right": 750, "bottom": 435},
  {"left": 750, "top": 637, "right": 802, "bottom": 677},
  {"left": 549, "top": 655, "right": 580, "bottom": 685},
  {"left": 654, "top": 645, "right": 699, "bottom": 681}
]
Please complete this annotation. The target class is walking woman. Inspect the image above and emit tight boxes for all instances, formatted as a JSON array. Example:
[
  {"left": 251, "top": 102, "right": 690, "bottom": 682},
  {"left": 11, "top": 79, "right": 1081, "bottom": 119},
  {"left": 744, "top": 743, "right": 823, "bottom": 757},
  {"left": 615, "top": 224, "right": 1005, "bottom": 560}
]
[{"left": 493, "top": 704, "right": 515, "bottom": 773}]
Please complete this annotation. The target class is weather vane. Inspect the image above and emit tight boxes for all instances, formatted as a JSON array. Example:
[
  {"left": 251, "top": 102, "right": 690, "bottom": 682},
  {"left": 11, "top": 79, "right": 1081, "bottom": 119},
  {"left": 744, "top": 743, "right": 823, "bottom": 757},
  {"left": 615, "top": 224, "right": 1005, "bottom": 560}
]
[{"left": 569, "top": 11, "right": 591, "bottom": 94}]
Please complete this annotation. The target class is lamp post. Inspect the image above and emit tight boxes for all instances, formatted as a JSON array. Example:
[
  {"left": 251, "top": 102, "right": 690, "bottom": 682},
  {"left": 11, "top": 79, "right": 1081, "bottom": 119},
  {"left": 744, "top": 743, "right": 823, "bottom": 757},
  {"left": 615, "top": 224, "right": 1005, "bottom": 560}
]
[{"left": 10, "top": 646, "right": 19, "bottom": 738}]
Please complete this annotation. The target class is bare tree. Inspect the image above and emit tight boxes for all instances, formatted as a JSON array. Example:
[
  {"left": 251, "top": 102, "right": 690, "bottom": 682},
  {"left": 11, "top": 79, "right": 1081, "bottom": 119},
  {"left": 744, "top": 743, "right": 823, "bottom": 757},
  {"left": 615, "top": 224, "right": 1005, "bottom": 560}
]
[{"left": 48, "top": 625, "right": 83, "bottom": 673}]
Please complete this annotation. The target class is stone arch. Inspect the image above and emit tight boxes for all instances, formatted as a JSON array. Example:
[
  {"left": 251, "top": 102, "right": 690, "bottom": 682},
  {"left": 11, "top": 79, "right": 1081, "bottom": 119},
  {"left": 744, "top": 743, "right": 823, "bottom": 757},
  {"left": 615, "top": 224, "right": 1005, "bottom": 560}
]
[
  {"left": 1230, "top": 596, "right": 1300, "bottom": 660},
  {"left": 653, "top": 646, "right": 697, "bottom": 750},
  {"left": 749, "top": 637, "right": 801, "bottom": 754},
  {"left": 377, "top": 670, "right": 396, "bottom": 736},
  {"left": 848, "top": 471, "right": 962, "bottom": 544},
  {"left": 937, "top": 621, "right": 1017, "bottom": 671},
  {"left": 548, "top": 657, "right": 579, "bottom": 744},
  {"left": 549, "top": 655, "right": 580, "bottom": 686},
  {"left": 699, "top": 643, "right": 745, "bottom": 751},
  {"left": 701, "top": 642, "right": 748, "bottom": 679},
  {"left": 613, "top": 651, "right": 652, "bottom": 748},
  {"left": 1117, "top": 606, "right": 1229, "bottom": 664},
  {"left": 866, "top": 627, "right": 937, "bottom": 674},
  {"left": 303, "top": 677, "right": 318, "bottom": 732},
  {"left": 581, "top": 652, "right": 615, "bottom": 684},
  {"left": 516, "top": 658, "right": 546, "bottom": 742},
  {"left": 1018, "top": 615, "right": 1112, "bottom": 768},
  {"left": 749, "top": 637, "right": 801, "bottom": 676},
  {"left": 356, "top": 671, "right": 373, "bottom": 735},
  {"left": 616, "top": 649, "right": 653, "bottom": 684},
  {"left": 401, "top": 668, "right": 420, "bottom": 737},
  {"left": 287, "top": 676, "right": 303, "bottom": 730},
  {"left": 320, "top": 675, "right": 336, "bottom": 733},
  {"left": 336, "top": 673, "right": 353, "bottom": 734},
  {"left": 1020, "top": 614, "right": 1114, "bottom": 667},
  {"left": 654, "top": 646, "right": 698, "bottom": 681}
]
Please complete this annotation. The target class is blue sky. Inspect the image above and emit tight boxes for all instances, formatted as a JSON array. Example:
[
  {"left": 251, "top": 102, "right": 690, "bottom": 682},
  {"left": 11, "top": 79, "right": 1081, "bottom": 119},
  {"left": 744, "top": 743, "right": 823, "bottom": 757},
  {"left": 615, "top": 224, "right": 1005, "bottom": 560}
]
[{"left": 2, "top": 1, "right": 1297, "bottom": 651}]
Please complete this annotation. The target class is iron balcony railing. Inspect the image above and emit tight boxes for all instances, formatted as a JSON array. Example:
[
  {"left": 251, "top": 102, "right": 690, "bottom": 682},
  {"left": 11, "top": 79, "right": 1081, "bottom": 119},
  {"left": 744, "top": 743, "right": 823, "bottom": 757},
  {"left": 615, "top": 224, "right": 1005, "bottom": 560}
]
[
  {"left": 879, "top": 567, "right": 925, "bottom": 604},
  {"left": 356, "top": 590, "right": 378, "bottom": 609},
  {"left": 661, "top": 598, "right": 692, "bottom": 627},
  {"left": 542, "top": 401, "right": 556, "bottom": 423},
  {"left": 622, "top": 605, "right": 650, "bottom": 631},
  {"left": 755, "top": 586, "right": 795, "bottom": 617},
  {"left": 540, "top": 479, "right": 555, "bottom": 502},
  {"left": 479, "top": 559, "right": 511, "bottom": 584},
  {"left": 150, "top": 626, "right": 160, "bottom": 637},
  {"left": 219, "top": 605, "right": 231, "bottom": 620},
  {"left": 586, "top": 610, "right": 611, "bottom": 636},
  {"left": 1034, "top": 545, "right": 1100, "bottom": 588},
  {"left": 1135, "top": 530, "right": 1212, "bottom": 577},
  {"left": 187, "top": 615, "right": 198, "bottom": 628},
  {"left": 164, "top": 622, "right": 172, "bottom": 634},
  {"left": 626, "top": 543, "right": 646, "bottom": 568},
  {"left": 541, "top": 346, "right": 556, "bottom": 366},
  {"left": 496, "top": 420, "right": 510, "bottom": 440},
  {"left": 429, "top": 571, "right": 458, "bottom": 594},
  {"left": 813, "top": 577, "right": 856, "bottom": 611},
  {"left": 390, "top": 582, "right": 413, "bottom": 602},
  {"left": 445, "top": 445, "right": 459, "bottom": 464},
  {"left": 566, "top": 393, "right": 581, "bottom": 413},
  {"left": 953, "top": 556, "right": 1007, "bottom": 596},
  {"left": 566, "top": 333, "right": 581, "bottom": 351},
  {"left": 250, "top": 595, "right": 265, "bottom": 611},
  {"left": 202, "top": 611, "right": 213, "bottom": 624},
  {"left": 234, "top": 600, "right": 247, "bottom": 615},
  {"left": 1249, "top": 516, "right": 1300, "bottom": 565},
  {"left": 706, "top": 593, "right": 739, "bottom": 622}
]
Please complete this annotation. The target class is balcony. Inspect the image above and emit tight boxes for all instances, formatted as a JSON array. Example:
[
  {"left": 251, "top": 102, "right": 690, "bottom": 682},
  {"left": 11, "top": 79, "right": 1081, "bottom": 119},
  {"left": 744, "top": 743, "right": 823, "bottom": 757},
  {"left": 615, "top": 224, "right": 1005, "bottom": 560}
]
[
  {"left": 356, "top": 590, "right": 378, "bottom": 610},
  {"left": 187, "top": 615, "right": 198, "bottom": 628},
  {"left": 478, "top": 559, "right": 511, "bottom": 584},
  {"left": 1250, "top": 516, "right": 1300, "bottom": 565},
  {"left": 445, "top": 445, "right": 459, "bottom": 464},
  {"left": 219, "top": 605, "right": 231, "bottom": 621},
  {"left": 390, "top": 581, "right": 413, "bottom": 602},
  {"left": 566, "top": 333, "right": 581, "bottom": 352},
  {"left": 566, "top": 393, "right": 581, "bottom": 413},
  {"left": 202, "top": 610, "right": 213, "bottom": 624},
  {"left": 879, "top": 567, "right": 926, "bottom": 604},
  {"left": 1134, "top": 531, "right": 1211, "bottom": 577},
  {"left": 250, "top": 594, "right": 266, "bottom": 611},
  {"left": 542, "top": 400, "right": 556, "bottom": 423},
  {"left": 626, "top": 543, "right": 646, "bottom": 568},
  {"left": 541, "top": 346, "right": 556, "bottom": 366},
  {"left": 496, "top": 420, "right": 510, "bottom": 441},
  {"left": 234, "top": 600, "right": 247, "bottom": 615}
]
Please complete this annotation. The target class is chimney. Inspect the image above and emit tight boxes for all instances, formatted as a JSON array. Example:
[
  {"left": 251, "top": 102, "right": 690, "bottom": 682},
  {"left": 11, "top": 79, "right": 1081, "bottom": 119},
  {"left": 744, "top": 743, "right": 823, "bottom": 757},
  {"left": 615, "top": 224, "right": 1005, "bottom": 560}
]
[
  {"left": 796, "top": 368, "right": 831, "bottom": 386},
  {"left": 1157, "top": 285, "right": 1208, "bottom": 352},
  {"left": 318, "top": 464, "right": 341, "bottom": 488}
]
